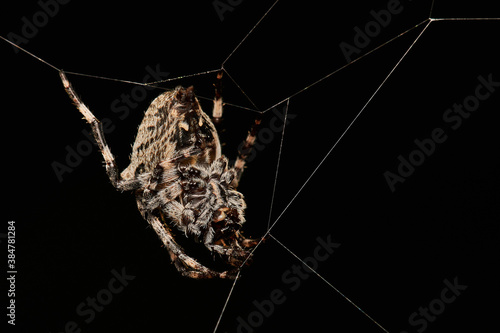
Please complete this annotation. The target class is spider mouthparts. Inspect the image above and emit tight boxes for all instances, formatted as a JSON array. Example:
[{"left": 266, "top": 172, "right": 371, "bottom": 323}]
[
  {"left": 175, "top": 86, "right": 195, "bottom": 105},
  {"left": 213, "top": 207, "right": 229, "bottom": 223}
]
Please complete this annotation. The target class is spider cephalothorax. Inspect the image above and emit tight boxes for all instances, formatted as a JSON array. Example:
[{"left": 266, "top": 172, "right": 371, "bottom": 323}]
[
  {"left": 175, "top": 158, "right": 252, "bottom": 264},
  {"left": 60, "top": 72, "right": 260, "bottom": 279}
]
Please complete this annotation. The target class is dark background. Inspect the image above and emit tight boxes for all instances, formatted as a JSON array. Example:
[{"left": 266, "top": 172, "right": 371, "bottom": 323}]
[{"left": 2, "top": 1, "right": 499, "bottom": 332}]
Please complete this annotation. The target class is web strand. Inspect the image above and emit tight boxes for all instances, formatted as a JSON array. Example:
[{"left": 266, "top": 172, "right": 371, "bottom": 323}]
[
  {"left": 266, "top": 20, "right": 432, "bottom": 235},
  {"left": 0, "top": 35, "right": 59, "bottom": 71},
  {"left": 262, "top": 18, "right": 430, "bottom": 113},
  {"left": 430, "top": 17, "right": 500, "bottom": 21},
  {"left": 222, "top": 68, "right": 260, "bottom": 111},
  {"left": 269, "top": 234, "right": 390, "bottom": 333},
  {"left": 221, "top": 0, "right": 280, "bottom": 67},
  {"left": 146, "top": 68, "right": 222, "bottom": 85},
  {"left": 0, "top": 36, "right": 260, "bottom": 112},
  {"left": 266, "top": 99, "right": 290, "bottom": 231},
  {"left": 212, "top": 271, "right": 241, "bottom": 333}
]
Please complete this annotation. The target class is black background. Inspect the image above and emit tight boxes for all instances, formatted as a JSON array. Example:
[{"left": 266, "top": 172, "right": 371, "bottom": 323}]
[{"left": 1, "top": 1, "right": 499, "bottom": 332}]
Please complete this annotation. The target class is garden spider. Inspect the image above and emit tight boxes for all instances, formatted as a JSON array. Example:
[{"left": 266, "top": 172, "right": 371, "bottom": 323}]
[{"left": 60, "top": 70, "right": 261, "bottom": 279}]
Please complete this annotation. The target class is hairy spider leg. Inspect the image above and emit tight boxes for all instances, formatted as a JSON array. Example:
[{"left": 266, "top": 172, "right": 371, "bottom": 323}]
[
  {"left": 59, "top": 70, "right": 122, "bottom": 188},
  {"left": 212, "top": 70, "right": 224, "bottom": 125},
  {"left": 145, "top": 212, "right": 238, "bottom": 279},
  {"left": 210, "top": 71, "right": 263, "bottom": 188},
  {"left": 60, "top": 70, "right": 168, "bottom": 192},
  {"left": 232, "top": 115, "right": 262, "bottom": 188}
]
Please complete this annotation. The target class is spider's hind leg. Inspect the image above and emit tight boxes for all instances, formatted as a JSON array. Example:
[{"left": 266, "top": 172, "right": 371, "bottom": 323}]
[
  {"left": 232, "top": 115, "right": 262, "bottom": 188},
  {"left": 210, "top": 70, "right": 263, "bottom": 188},
  {"left": 59, "top": 71, "right": 122, "bottom": 188},
  {"left": 212, "top": 70, "right": 224, "bottom": 125}
]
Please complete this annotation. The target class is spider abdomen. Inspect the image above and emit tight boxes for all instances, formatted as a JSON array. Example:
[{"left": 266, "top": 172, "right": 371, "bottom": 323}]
[{"left": 121, "top": 86, "right": 221, "bottom": 181}]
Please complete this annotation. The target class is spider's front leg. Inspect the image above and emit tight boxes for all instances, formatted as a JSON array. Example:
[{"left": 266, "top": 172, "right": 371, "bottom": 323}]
[
  {"left": 59, "top": 71, "right": 122, "bottom": 188},
  {"left": 146, "top": 213, "right": 238, "bottom": 279}
]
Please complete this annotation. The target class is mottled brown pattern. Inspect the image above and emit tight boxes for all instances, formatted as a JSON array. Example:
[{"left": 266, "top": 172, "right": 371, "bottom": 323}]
[{"left": 121, "top": 87, "right": 221, "bottom": 180}]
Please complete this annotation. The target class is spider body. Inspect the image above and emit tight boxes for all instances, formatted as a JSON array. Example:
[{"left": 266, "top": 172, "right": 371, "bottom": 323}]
[{"left": 60, "top": 72, "right": 259, "bottom": 279}]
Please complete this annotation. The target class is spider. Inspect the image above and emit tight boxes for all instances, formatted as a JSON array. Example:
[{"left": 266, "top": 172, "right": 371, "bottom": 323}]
[{"left": 59, "top": 70, "right": 262, "bottom": 279}]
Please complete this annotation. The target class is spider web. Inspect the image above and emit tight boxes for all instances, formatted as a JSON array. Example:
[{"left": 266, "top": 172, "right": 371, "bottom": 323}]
[{"left": 2, "top": 1, "right": 499, "bottom": 332}]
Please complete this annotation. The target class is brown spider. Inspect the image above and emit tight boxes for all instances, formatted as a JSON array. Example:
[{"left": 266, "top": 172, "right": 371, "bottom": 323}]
[{"left": 60, "top": 71, "right": 261, "bottom": 279}]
